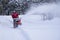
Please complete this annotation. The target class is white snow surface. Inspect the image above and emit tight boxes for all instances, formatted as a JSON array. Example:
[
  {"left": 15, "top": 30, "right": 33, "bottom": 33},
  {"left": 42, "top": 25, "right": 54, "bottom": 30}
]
[{"left": 0, "top": 3, "right": 60, "bottom": 40}]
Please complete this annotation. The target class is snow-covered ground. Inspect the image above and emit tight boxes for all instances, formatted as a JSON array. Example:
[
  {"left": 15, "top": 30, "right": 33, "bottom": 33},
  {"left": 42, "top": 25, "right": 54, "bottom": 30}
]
[{"left": 0, "top": 3, "right": 60, "bottom": 40}]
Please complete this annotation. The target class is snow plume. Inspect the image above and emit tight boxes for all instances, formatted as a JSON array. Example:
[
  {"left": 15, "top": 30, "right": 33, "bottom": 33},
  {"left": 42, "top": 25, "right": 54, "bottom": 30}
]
[{"left": 25, "top": 3, "right": 60, "bottom": 20}]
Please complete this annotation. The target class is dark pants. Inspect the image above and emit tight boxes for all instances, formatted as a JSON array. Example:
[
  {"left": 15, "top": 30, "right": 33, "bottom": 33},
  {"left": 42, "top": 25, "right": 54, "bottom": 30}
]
[{"left": 13, "top": 18, "right": 18, "bottom": 28}]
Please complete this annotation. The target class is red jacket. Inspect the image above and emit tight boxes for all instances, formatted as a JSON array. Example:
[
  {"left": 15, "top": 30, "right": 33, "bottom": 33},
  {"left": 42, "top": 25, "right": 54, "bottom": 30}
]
[{"left": 11, "top": 12, "right": 19, "bottom": 18}]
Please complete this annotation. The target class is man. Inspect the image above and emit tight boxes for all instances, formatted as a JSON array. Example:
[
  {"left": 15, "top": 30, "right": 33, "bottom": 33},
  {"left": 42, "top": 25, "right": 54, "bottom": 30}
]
[{"left": 11, "top": 11, "right": 21, "bottom": 28}]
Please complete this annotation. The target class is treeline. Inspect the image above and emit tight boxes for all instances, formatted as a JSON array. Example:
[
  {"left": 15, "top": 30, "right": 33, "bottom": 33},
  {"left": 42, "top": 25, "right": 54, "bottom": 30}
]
[
  {"left": 0, "top": 0, "right": 59, "bottom": 15},
  {"left": 0, "top": 0, "right": 29, "bottom": 15}
]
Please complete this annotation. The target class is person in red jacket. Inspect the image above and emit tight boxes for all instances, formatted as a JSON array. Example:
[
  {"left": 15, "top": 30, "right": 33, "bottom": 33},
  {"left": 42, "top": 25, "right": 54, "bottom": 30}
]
[{"left": 11, "top": 11, "right": 21, "bottom": 28}]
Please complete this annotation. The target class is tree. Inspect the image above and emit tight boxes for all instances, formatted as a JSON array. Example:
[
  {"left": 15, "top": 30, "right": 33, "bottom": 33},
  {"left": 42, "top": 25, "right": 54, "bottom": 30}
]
[{"left": 0, "top": 2, "right": 3, "bottom": 15}]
